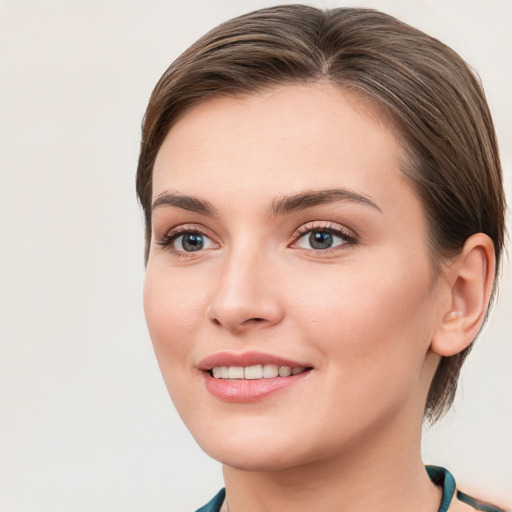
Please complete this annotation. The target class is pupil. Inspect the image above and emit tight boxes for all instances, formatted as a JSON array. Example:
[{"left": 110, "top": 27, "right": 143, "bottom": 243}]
[
  {"left": 182, "top": 233, "right": 204, "bottom": 251},
  {"left": 309, "top": 231, "right": 333, "bottom": 249}
]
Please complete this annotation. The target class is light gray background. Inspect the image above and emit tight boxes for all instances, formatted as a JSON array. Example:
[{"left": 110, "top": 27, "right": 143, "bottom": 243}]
[{"left": 1, "top": 1, "right": 510, "bottom": 511}]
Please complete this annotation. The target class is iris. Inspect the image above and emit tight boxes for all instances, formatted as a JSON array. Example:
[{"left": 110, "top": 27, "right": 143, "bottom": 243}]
[
  {"left": 182, "top": 233, "right": 204, "bottom": 251},
  {"left": 309, "top": 231, "right": 333, "bottom": 250}
]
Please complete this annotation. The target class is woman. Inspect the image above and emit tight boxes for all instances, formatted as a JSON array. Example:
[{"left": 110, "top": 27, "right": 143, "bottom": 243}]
[{"left": 136, "top": 5, "right": 507, "bottom": 511}]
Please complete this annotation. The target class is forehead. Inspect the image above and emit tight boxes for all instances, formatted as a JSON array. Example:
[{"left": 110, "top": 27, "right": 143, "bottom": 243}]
[{"left": 152, "top": 83, "right": 413, "bottom": 213}]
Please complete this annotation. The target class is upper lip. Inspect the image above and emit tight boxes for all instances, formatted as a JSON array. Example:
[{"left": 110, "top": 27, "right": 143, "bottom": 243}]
[{"left": 197, "top": 351, "right": 311, "bottom": 371}]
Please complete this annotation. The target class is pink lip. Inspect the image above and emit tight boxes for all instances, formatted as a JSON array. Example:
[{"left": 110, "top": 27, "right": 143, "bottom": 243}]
[
  {"left": 202, "top": 371, "right": 311, "bottom": 402},
  {"left": 197, "top": 351, "right": 313, "bottom": 402}
]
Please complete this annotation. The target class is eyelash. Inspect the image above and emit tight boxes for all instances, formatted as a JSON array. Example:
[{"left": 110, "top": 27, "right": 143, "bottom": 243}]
[
  {"left": 292, "top": 222, "right": 358, "bottom": 255},
  {"left": 156, "top": 222, "right": 358, "bottom": 257},
  {"left": 156, "top": 225, "right": 214, "bottom": 258}
]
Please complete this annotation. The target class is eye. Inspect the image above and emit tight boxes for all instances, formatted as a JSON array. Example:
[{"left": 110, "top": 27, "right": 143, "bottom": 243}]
[
  {"left": 157, "top": 227, "right": 217, "bottom": 254},
  {"left": 174, "top": 232, "right": 214, "bottom": 252},
  {"left": 296, "top": 230, "right": 344, "bottom": 250},
  {"left": 292, "top": 223, "right": 357, "bottom": 253}
]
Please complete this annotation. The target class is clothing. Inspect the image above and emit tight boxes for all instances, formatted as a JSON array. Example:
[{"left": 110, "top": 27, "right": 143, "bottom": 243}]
[
  {"left": 195, "top": 488, "right": 225, "bottom": 512},
  {"left": 195, "top": 466, "right": 504, "bottom": 512},
  {"left": 425, "top": 466, "right": 504, "bottom": 512}
]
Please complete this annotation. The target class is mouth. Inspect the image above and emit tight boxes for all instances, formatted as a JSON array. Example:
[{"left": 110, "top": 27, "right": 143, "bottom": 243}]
[
  {"left": 210, "top": 364, "right": 309, "bottom": 379},
  {"left": 198, "top": 352, "right": 313, "bottom": 401}
]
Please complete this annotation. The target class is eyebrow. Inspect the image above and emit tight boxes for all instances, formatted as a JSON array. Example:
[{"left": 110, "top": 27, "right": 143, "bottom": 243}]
[
  {"left": 270, "top": 188, "right": 381, "bottom": 215},
  {"left": 151, "top": 187, "right": 381, "bottom": 217},
  {"left": 152, "top": 191, "right": 217, "bottom": 216}
]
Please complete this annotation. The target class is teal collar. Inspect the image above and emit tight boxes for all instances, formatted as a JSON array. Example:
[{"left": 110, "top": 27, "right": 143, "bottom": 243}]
[
  {"left": 426, "top": 465, "right": 456, "bottom": 512},
  {"left": 197, "top": 466, "right": 503, "bottom": 512},
  {"left": 426, "top": 465, "right": 504, "bottom": 512}
]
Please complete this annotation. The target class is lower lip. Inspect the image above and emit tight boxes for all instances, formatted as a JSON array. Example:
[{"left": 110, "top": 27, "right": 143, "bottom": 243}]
[{"left": 203, "top": 371, "right": 311, "bottom": 402}]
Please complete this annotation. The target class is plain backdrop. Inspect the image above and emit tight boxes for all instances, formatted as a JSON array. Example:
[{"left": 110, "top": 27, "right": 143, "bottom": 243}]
[{"left": 1, "top": 1, "right": 510, "bottom": 511}]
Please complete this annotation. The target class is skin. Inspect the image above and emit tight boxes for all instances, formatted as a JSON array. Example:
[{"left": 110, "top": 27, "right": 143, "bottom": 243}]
[{"left": 144, "top": 83, "right": 494, "bottom": 512}]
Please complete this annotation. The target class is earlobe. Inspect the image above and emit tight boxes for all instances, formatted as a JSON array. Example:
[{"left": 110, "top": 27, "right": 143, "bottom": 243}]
[{"left": 431, "top": 233, "right": 495, "bottom": 357}]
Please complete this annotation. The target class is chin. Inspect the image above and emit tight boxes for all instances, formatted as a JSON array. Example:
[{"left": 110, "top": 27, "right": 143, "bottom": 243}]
[
  {"left": 202, "top": 441, "right": 310, "bottom": 472},
  {"left": 189, "top": 421, "right": 316, "bottom": 472}
]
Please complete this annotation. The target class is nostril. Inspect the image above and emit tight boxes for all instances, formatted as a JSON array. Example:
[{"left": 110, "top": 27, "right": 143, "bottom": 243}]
[
  {"left": 243, "top": 317, "right": 265, "bottom": 325},
  {"left": 209, "top": 315, "right": 268, "bottom": 330}
]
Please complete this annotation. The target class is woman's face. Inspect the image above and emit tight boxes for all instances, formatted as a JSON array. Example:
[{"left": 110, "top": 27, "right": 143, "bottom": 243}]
[{"left": 144, "top": 83, "right": 445, "bottom": 471}]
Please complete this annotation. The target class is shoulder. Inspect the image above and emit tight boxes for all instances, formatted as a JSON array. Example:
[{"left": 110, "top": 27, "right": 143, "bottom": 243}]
[{"left": 195, "top": 488, "right": 226, "bottom": 512}]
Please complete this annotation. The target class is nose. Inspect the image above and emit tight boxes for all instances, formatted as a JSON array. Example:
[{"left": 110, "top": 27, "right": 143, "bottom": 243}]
[{"left": 206, "top": 245, "right": 284, "bottom": 334}]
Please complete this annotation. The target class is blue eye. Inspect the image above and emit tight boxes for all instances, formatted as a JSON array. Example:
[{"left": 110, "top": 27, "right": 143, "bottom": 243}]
[
  {"left": 173, "top": 232, "right": 215, "bottom": 252},
  {"left": 308, "top": 231, "right": 335, "bottom": 250},
  {"left": 158, "top": 229, "right": 216, "bottom": 253},
  {"left": 294, "top": 227, "right": 355, "bottom": 251},
  {"left": 176, "top": 233, "right": 205, "bottom": 252}
]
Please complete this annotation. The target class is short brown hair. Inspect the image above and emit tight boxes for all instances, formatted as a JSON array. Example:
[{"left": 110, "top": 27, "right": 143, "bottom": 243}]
[{"left": 136, "top": 5, "right": 506, "bottom": 421}]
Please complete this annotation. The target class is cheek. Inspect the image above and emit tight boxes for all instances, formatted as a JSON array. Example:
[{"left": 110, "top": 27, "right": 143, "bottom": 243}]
[
  {"left": 290, "top": 259, "right": 437, "bottom": 375},
  {"left": 285, "top": 266, "right": 437, "bottom": 444},
  {"left": 143, "top": 268, "right": 205, "bottom": 368}
]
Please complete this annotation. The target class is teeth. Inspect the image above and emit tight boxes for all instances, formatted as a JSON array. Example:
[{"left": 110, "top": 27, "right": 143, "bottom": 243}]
[
  {"left": 211, "top": 365, "right": 307, "bottom": 380},
  {"left": 278, "top": 366, "right": 292, "bottom": 377},
  {"left": 212, "top": 366, "right": 229, "bottom": 379},
  {"left": 228, "top": 366, "right": 245, "bottom": 379},
  {"left": 244, "top": 365, "right": 263, "bottom": 380},
  {"left": 263, "top": 364, "right": 278, "bottom": 378}
]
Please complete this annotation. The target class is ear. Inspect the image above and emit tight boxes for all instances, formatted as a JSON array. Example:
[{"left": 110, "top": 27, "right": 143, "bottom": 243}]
[{"left": 431, "top": 233, "right": 496, "bottom": 357}]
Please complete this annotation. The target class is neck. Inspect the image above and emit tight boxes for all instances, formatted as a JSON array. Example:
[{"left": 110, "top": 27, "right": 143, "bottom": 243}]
[{"left": 222, "top": 410, "right": 441, "bottom": 512}]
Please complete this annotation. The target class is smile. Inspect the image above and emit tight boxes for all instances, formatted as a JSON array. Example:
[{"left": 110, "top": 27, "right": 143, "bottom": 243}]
[
  {"left": 211, "top": 364, "right": 307, "bottom": 380},
  {"left": 199, "top": 352, "right": 313, "bottom": 401}
]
